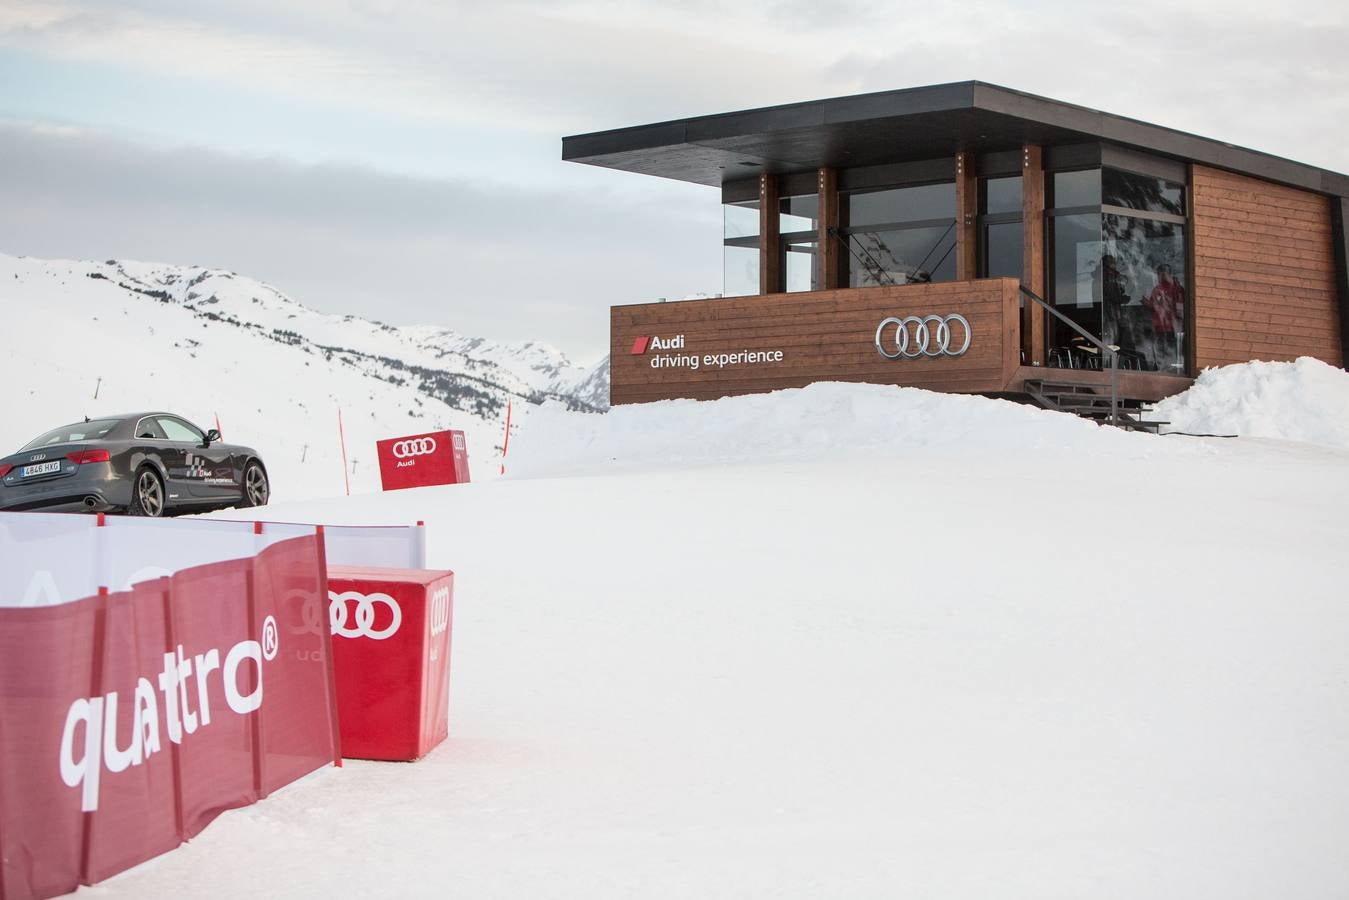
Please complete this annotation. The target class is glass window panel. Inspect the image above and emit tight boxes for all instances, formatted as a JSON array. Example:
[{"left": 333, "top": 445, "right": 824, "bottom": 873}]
[
  {"left": 1048, "top": 213, "right": 1104, "bottom": 367},
  {"left": 848, "top": 226, "right": 956, "bottom": 286},
  {"left": 980, "top": 176, "right": 1023, "bottom": 216},
  {"left": 1102, "top": 168, "right": 1185, "bottom": 216},
  {"left": 784, "top": 238, "right": 818, "bottom": 293},
  {"left": 845, "top": 182, "right": 955, "bottom": 228},
  {"left": 981, "top": 221, "right": 1024, "bottom": 280},
  {"left": 724, "top": 201, "right": 760, "bottom": 240},
  {"left": 723, "top": 245, "right": 759, "bottom": 298},
  {"left": 779, "top": 194, "right": 819, "bottom": 237},
  {"left": 157, "top": 416, "right": 204, "bottom": 443},
  {"left": 1052, "top": 169, "right": 1101, "bottom": 208},
  {"left": 1102, "top": 213, "right": 1188, "bottom": 372}
]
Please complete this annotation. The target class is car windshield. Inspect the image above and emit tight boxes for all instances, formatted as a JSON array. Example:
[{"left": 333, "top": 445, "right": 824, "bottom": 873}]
[{"left": 20, "top": 419, "right": 121, "bottom": 451}]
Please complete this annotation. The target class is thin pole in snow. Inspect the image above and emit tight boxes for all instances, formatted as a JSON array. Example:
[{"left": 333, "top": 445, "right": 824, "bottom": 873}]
[
  {"left": 93, "top": 376, "right": 101, "bottom": 399},
  {"left": 499, "top": 398, "right": 512, "bottom": 475},
  {"left": 301, "top": 443, "right": 308, "bottom": 463},
  {"left": 338, "top": 408, "right": 350, "bottom": 496}
]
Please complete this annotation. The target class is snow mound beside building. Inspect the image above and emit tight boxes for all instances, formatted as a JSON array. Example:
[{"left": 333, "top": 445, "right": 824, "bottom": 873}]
[
  {"left": 507, "top": 381, "right": 1179, "bottom": 479},
  {"left": 1157, "top": 357, "right": 1349, "bottom": 449}
]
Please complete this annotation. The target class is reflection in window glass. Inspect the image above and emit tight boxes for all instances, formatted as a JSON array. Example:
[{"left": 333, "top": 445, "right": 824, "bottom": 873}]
[
  {"left": 780, "top": 194, "right": 818, "bottom": 292},
  {"left": 980, "top": 176, "right": 1023, "bottom": 215},
  {"left": 158, "top": 417, "right": 204, "bottom": 443},
  {"left": 723, "top": 201, "right": 760, "bottom": 297},
  {"left": 1048, "top": 212, "right": 1188, "bottom": 373},
  {"left": 724, "top": 201, "right": 760, "bottom": 240},
  {"left": 1052, "top": 169, "right": 1101, "bottom": 208},
  {"left": 1102, "top": 168, "right": 1185, "bottom": 216},
  {"left": 724, "top": 245, "right": 759, "bottom": 298},
  {"left": 22, "top": 420, "right": 119, "bottom": 450},
  {"left": 784, "top": 238, "right": 818, "bottom": 292},
  {"left": 1102, "top": 214, "right": 1187, "bottom": 373},
  {"left": 849, "top": 226, "right": 956, "bottom": 286},
  {"left": 981, "top": 222, "right": 1023, "bottom": 280},
  {"left": 1049, "top": 213, "right": 1105, "bottom": 366},
  {"left": 845, "top": 183, "right": 954, "bottom": 227},
  {"left": 780, "top": 194, "right": 819, "bottom": 236}
]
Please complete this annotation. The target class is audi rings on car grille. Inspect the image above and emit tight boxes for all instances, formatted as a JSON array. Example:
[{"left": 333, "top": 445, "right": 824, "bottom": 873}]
[
  {"left": 392, "top": 437, "right": 437, "bottom": 458},
  {"left": 329, "top": 590, "right": 403, "bottom": 640},
  {"left": 874, "top": 314, "right": 972, "bottom": 359}
]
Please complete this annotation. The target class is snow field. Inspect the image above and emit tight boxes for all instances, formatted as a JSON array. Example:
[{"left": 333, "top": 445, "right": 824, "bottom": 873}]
[{"left": 84, "top": 382, "right": 1349, "bottom": 899}]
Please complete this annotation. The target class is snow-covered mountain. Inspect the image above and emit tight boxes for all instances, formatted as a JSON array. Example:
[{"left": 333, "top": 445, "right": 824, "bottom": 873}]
[{"left": 0, "top": 253, "right": 609, "bottom": 499}]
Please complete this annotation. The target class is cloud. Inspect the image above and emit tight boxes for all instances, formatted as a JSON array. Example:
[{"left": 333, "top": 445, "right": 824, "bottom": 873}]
[{"left": 0, "top": 122, "right": 720, "bottom": 362}]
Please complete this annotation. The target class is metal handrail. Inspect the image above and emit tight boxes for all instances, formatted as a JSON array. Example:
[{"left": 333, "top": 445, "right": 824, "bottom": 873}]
[{"left": 1017, "top": 284, "right": 1120, "bottom": 426}]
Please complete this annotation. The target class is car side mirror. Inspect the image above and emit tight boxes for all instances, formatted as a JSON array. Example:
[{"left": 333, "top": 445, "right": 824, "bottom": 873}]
[{"left": 204, "top": 429, "right": 220, "bottom": 445}]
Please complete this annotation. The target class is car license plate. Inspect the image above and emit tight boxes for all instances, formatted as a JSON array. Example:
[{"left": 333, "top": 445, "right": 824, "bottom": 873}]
[{"left": 22, "top": 461, "right": 61, "bottom": 477}]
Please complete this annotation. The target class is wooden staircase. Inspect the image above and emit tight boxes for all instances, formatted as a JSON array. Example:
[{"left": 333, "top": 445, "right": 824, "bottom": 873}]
[{"left": 1023, "top": 377, "right": 1168, "bottom": 433}]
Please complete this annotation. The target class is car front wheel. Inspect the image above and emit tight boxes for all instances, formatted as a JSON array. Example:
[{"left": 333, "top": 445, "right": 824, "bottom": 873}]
[
  {"left": 129, "top": 467, "right": 166, "bottom": 517},
  {"left": 241, "top": 461, "right": 269, "bottom": 508}
]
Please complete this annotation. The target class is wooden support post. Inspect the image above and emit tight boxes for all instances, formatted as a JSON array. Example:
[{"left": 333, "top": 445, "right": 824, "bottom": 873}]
[
  {"left": 759, "top": 174, "right": 781, "bottom": 295},
  {"left": 955, "top": 152, "right": 977, "bottom": 281},
  {"left": 1022, "top": 144, "right": 1046, "bottom": 365},
  {"left": 817, "top": 167, "right": 841, "bottom": 290}
]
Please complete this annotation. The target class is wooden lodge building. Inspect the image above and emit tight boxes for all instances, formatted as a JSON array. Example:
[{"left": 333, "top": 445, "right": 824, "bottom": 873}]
[{"left": 563, "top": 82, "right": 1349, "bottom": 421}]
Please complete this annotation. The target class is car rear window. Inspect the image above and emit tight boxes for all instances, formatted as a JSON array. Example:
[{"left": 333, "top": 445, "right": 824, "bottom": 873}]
[{"left": 20, "top": 420, "right": 120, "bottom": 451}]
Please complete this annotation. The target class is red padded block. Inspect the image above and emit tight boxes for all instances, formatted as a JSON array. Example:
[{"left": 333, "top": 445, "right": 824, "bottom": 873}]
[{"left": 327, "top": 566, "right": 454, "bottom": 761}]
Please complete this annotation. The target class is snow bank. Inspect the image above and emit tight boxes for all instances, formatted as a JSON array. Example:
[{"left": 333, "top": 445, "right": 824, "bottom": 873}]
[
  {"left": 1157, "top": 357, "right": 1349, "bottom": 449},
  {"left": 507, "top": 381, "right": 1172, "bottom": 479}
]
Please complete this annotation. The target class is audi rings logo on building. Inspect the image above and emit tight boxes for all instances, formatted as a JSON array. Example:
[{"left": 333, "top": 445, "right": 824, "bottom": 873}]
[
  {"left": 392, "top": 437, "right": 437, "bottom": 459},
  {"left": 874, "top": 314, "right": 972, "bottom": 359},
  {"left": 329, "top": 590, "right": 403, "bottom": 640},
  {"left": 429, "top": 587, "right": 450, "bottom": 638}
]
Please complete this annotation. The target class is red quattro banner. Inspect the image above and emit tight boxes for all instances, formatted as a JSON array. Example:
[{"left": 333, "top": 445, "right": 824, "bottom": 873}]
[
  {"left": 0, "top": 535, "right": 340, "bottom": 900},
  {"left": 376, "top": 429, "right": 470, "bottom": 491}
]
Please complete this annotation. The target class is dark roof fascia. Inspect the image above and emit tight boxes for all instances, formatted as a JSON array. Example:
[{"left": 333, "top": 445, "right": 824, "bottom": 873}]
[
  {"left": 970, "top": 83, "right": 1349, "bottom": 197},
  {"left": 561, "top": 82, "right": 977, "bottom": 165},
  {"left": 563, "top": 81, "right": 1349, "bottom": 199}
]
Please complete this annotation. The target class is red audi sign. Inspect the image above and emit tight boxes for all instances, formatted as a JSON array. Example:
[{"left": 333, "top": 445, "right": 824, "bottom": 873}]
[{"left": 376, "top": 429, "right": 470, "bottom": 491}]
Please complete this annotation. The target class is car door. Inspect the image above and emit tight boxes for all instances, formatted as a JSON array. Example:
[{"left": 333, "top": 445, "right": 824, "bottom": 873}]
[
  {"left": 129, "top": 415, "right": 192, "bottom": 504},
  {"left": 155, "top": 415, "right": 236, "bottom": 501}
]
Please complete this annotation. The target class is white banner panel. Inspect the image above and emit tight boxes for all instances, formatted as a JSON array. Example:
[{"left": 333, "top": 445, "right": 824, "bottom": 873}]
[
  {"left": 0, "top": 513, "right": 100, "bottom": 607},
  {"left": 0, "top": 513, "right": 425, "bottom": 607}
]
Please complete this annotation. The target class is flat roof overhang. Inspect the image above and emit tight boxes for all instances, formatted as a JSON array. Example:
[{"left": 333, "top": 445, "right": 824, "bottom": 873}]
[{"left": 562, "top": 81, "right": 1349, "bottom": 198}]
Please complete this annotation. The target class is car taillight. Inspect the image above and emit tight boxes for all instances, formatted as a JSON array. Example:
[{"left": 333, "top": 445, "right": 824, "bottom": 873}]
[
  {"left": 0, "top": 464, "right": 11, "bottom": 478},
  {"left": 67, "top": 449, "right": 111, "bottom": 465}
]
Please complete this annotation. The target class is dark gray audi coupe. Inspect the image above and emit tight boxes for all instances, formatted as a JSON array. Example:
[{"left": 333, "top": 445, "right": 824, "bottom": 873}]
[{"left": 0, "top": 412, "right": 270, "bottom": 516}]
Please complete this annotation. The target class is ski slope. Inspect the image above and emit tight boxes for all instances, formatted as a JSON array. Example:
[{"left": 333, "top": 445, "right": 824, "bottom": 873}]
[
  {"left": 84, "top": 382, "right": 1349, "bottom": 899},
  {"left": 0, "top": 253, "right": 607, "bottom": 501}
]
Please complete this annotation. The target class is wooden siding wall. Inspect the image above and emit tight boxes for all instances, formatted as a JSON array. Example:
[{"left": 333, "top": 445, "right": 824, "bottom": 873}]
[
  {"left": 611, "top": 279, "right": 1021, "bottom": 405},
  {"left": 1192, "top": 165, "right": 1343, "bottom": 367}
]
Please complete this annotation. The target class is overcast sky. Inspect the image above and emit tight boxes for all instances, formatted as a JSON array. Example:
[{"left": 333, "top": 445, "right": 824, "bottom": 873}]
[{"left": 2, "top": 0, "right": 1347, "bottom": 363}]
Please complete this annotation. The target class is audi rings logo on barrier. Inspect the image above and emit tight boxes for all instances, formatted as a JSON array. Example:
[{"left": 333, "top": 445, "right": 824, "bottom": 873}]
[
  {"left": 392, "top": 437, "right": 437, "bottom": 459},
  {"left": 874, "top": 314, "right": 972, "bottom": 359},
  {"left": 429, "top": 586, "right": 450, "bottom": 638},
  {"left": 329, "top": 590, "right": 403, "bottom": 640}
]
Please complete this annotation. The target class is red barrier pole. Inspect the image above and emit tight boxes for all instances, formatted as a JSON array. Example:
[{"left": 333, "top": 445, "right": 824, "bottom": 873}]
[
  {"left": 159, "top": 578, "right": 186, "bottom": 844},
  {"left": 246, "top": 557, "right": 266, "bottom": 799},
  {"left": 315, "top": 526, "right": 343, "bottom": 767},
  {"left": 499, "top": 399, "right": 512, "bottom": 475},
  {"left": 338, "top": 409, "right": 351, "bottom": 497},
  {"left": 79, "top": 588, "right": 110, "bottom": 886}
]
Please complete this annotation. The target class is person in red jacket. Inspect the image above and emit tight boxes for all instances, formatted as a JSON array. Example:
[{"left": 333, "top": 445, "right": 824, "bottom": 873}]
[{"left": 1145, "top": 263, "right": 1186, "bottom": 370}]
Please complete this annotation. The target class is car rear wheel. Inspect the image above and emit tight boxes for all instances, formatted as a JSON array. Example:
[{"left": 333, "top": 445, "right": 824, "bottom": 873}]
[
  {"left": 129, "top": 467, "right": 165, "bottom": 517},
  {"left": 241, "top": 461, "right": 269, "bottom": 508}
]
